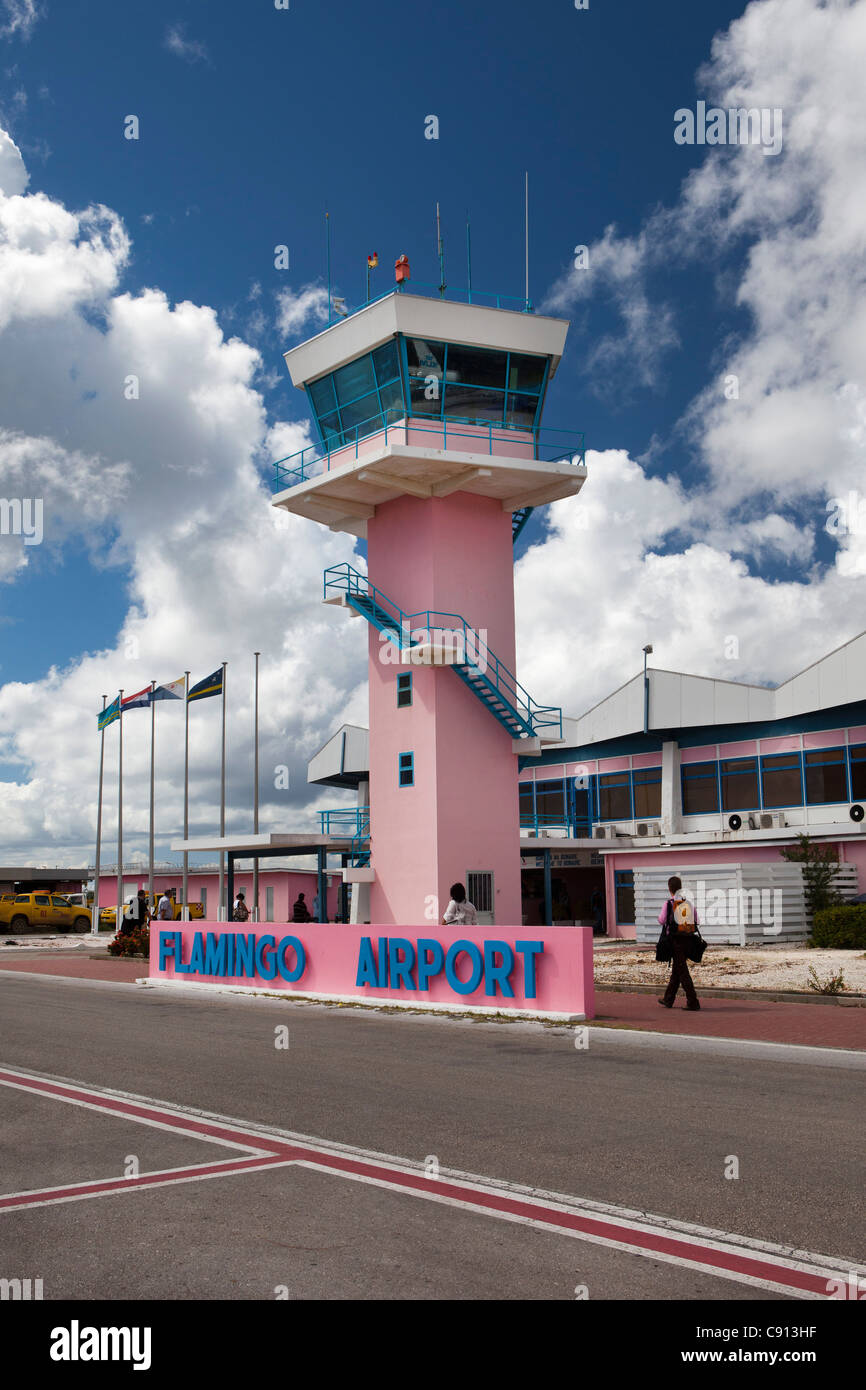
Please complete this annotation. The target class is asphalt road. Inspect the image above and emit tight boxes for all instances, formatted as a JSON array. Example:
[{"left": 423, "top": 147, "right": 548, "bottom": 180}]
[{"left": 1, "top": 972, "right": 863, "bottom": 1301}]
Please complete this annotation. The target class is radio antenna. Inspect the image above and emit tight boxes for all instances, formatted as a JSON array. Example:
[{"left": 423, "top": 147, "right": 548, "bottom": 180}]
[
  {"left": 524, "top": 172, "right": 530, "bottom": 310},
  {"left": 466, "top": 211, "right": 472, "bottom": 304},
  {"left": 436, "top": 202, "right": 446, "bottom": 298}
]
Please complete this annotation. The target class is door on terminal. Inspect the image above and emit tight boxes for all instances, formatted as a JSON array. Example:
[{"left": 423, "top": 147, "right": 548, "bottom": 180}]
[
  {"left": 520, "top": 866, "right": 605, "bottom": 926},
  {"left": 467, "top": 871, "right": 494, "bottom": 927},
  {"left": 568, "top": 780, "right": 593, "bottom": 836}
]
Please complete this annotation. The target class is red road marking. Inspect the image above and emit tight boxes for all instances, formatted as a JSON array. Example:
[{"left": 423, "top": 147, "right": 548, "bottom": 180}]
[
  {"left": 0, "top": 1065, "right": 858, "bottom": 1298},
  {"left": 0, "top": 1156, "right": 293, "bottom": 1211}
]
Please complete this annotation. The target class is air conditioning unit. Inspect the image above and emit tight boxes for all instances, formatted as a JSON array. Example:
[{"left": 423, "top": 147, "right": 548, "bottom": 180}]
[
  {"left": 593, "top": 826, "right": 615, "bottom": 840},
  {"left": 747, "top": 812, "right": 785, "bottom": 830},
  {"left": 636, "top": 822, "right": 661, "bottom": 837}
]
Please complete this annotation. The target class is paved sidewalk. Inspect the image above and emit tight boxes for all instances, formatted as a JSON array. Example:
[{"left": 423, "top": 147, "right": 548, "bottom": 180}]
[
  {"left": 0, "top": 955, "right": 143, "bottom": 983},
  {"left": 2, "top": 953, "right": 865, "bottom": 1050},
  {"left": 590, "top": 991, "right": 866, "bottom": 1050}
]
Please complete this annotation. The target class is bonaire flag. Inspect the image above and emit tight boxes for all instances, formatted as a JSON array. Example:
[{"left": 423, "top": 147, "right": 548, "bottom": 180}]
[
  {"left": 187, "top": 668, "right": 224, "bottom": 703},
  {"left": 152, "top": 676, "right": 186, "bottom": 703}
]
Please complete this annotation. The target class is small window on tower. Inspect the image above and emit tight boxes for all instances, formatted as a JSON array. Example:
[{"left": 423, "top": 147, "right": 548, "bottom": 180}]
[
  {"left": 397, "top": 673, "right": 412, "bottom": 708},
  {"left": 399, "top": 752, "right": 414, "bottom": 787}
]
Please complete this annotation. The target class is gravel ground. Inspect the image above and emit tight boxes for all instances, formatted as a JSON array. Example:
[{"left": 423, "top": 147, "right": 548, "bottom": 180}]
[
  {"left": 595, "top": 945, "right": 866, "bottom": 993},
  {"left": 0, "top": 934, "right": 93, "bottom": 950}
]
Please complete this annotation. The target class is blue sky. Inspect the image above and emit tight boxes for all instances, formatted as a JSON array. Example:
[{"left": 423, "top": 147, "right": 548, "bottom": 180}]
[
  {"left": 1, "top": 0, "right": 755, "bottom": 680},
  {"left": 1, "top": 0, "right": 865, "bottom": 861}
]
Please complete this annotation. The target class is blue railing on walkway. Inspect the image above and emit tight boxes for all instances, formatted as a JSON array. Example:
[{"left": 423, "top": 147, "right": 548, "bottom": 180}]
[
  {"left": 273, "top": 418, "right": 586, "bottom": 492},
  {"left": 323, "top": 563, "right": 562, "bottom": 741},
  {"left": 520, "top": 813, "right": 593, "bottom": 839},
  {"left": 318, "top": 808, "right": 370, "bottom": 838}
]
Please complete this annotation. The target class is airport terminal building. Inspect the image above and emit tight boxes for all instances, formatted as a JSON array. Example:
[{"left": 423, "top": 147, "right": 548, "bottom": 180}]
[{"left": 309, "top": 631, "right": 866, "bottom": 940}]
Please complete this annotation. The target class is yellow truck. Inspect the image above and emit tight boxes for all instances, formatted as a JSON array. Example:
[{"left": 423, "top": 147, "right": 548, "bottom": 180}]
[
  {"left": 0, "top": 892, "right": 93, "bottom": 933},
  {"left": 101, "top": 893, "right": 205, "bottom": 930}
]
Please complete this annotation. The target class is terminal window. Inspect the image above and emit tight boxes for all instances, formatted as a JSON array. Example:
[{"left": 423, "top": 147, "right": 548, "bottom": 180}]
[
  {"left": 720, "top": 757, "right": 759, "bottom": 811},
  {"left": 681, "top": 762, "right": 719, "bottom": 815},
  {"left": 598, "top": 771, "right": 630, "bottom": 822},
  {"left": 614, "top": 870, "right": 635, "bottom": 925},
  {"left": 804, "top": 747, "right": 848, "bottom": 804},
  {"left": 761, "top": 752, "right": 803, "bottom": 807},
  {"left": 851, "top": 745, "right": 866, "bottom": 800},
  {"left": 632, "top": 767, "right": 662, "bottom": 818}
]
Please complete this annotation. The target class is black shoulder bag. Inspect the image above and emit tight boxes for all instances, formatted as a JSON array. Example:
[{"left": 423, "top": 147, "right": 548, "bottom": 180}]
[{"left": 655, "top": 900, "right": 674, "bottom": 963}]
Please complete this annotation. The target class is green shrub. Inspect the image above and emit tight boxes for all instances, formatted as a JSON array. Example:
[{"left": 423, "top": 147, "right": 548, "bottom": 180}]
[{"left": 811, "top": 904, "right": 866, "bottom": 950}]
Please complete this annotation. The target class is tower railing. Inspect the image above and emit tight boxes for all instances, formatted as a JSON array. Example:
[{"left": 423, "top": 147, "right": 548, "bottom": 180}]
[
  {"left": 317, "top": 808, "right": 370, "bottom": 838},
  {"left": 323, "top": 563, "right": 563, "bottom": 740},
  {"left": 273, "top": 418, "right": 585, "bottom": 491},
  {"left": 325, "top": 282, "right": 535, "bottom": 327}
]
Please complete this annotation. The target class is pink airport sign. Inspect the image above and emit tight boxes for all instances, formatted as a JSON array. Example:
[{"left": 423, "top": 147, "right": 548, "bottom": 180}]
[{"left": 150, "top": 922, "right": 595, "bottom": 1020}]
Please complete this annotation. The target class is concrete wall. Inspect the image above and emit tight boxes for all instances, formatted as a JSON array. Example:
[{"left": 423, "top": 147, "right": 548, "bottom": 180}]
[{"left": 367, "top": 490, "right": 522, "bottom": 926}]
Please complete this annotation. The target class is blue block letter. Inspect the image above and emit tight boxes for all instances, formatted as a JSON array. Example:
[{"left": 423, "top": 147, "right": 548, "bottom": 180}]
[
  {"left": 515, "top": 940, "right": 544, "bottom": 999},
  {"left": 483, "top": 940, "right": 515, "bottom": 997},
  {"left": 417, "top": 939, "right": 444, "bottom": 992},
  {"left": 445, "top": 940, "right": 484, "bottom": 996}
]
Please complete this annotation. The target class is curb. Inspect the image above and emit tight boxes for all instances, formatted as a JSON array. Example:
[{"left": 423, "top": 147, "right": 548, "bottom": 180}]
[{"left": 596, "top": 982, "right": 866, "bottom": 1008}]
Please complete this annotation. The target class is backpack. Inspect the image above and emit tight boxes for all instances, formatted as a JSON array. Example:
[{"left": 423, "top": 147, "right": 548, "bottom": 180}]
[{"left": 671, "top": 895, "right": 696, "bottom": 932}]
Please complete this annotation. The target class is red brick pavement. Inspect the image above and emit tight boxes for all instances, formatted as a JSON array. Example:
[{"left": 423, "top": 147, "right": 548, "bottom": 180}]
[{"left": 591, "top": 990, "right": 866, "bottom": 1050}]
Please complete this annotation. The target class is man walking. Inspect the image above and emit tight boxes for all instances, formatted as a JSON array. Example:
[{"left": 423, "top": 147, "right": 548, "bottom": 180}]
[{"left": 658, "top": 875, "right": 701, "bottom": 1011}]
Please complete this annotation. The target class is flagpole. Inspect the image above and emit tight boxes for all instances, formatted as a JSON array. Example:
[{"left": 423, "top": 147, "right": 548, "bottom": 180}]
[
  {"left": 219, "top": 661, "right": 227, "bottom": 920},
  {"left": 183, "top": 670, "right": 190, "bottom": 922},
  {"left": 117, "top": 688, "right": 124, "bottom": 920},
  {"left": 92, "top": 696, "right": 107, "bottom": 935},
  {"left": 148, "top": 678, "right": 156, "bottom": 906},
  {"left": 253, "top": 651, "right": 260, "bottom": 922}
]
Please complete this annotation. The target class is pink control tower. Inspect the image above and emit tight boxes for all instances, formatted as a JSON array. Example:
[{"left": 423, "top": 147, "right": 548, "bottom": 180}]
[{"left": 273, "top": 278, "right": 585, "bottom": 926}]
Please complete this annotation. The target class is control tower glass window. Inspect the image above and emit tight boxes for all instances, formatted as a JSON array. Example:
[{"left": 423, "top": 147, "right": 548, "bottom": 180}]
[
  {"left": 307, "top": 338, "right": 404, "bottom": 450},
  {"left": 403, "top": 338, "right": 548, "bottom": 431}
]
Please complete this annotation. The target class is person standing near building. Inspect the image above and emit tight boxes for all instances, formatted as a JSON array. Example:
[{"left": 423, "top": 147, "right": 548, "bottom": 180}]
[
  {"left": 657, "top": 875, "right": 700, "bottom": 1011},
  {"left": 590, "top": 887, "right": 605, "bottom": 936},
  {"left": 291, "top": 893, "right": 312, "bottom": 923},
  {"left": 156, "top": 889, "right": 174, "bottom": 922},
  {"left": 121, "top": 889, "right": 145, "bottom": 936},
  {"left": 233, "top": 891, "right": 250, "bottom": 922},
  {"left": 442, "top": 883, "right": 477, "bottom": 927}
]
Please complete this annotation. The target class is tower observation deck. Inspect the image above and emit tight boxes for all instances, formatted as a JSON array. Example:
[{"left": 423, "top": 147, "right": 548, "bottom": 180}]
[{"left": 273, "top": 284, "right": 584, "bottom": 927}]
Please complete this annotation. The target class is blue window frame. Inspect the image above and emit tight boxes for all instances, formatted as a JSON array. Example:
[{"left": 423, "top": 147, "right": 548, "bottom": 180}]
[
  {"left": 681, "top": 761, "right": 720, "bottom": 815},
  {"left": 632, "top": 766, "right": 662, "bottom": 818},
  {"left": 569, "top": 777, "right": 593, "bottom": 837},
  {"left": 598, "top": 770, "right": 631, "bottom": 821},
  {"left": 398, "top": 751, "right": 414, "bottom": 787},
  {"left": 396, "top": 673, "right": 412, "bottom": 708},
  {"left": 400, "top": 337, "right": 550, "bottom": 434},
  {"left": 804, "top": 747, "right": 849, "bottom": 805},
  {"left": 720, "top": 757, "right": 759, "bottom": 812},
  {"left": 614, "top": 871, "right": 635, "bottom": 925},
  {"left": 307, "top": 338, "right": 405, "bottom": 451},
  {"left": 850, "top": 744, "right": 866, "bottom": 801},
  {"left": 760, "top": 752, "right": 804, "bottom": 808}
]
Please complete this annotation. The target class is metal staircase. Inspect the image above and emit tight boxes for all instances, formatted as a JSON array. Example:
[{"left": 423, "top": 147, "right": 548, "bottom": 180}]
[
  {"left": 511, "top": 507, "right": 533, "bottom": 543},
  {"left": 324, "top": 563, "right": 562, "bottom": 742}
]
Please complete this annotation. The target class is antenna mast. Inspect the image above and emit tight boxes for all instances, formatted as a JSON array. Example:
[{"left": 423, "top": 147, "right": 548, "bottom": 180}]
[
  {"left": 524, "top": 172, "right": 530, "bottom": 311},
  {"left": 436, "top": 202, "right": 446, "bottom": 298},
  {"left": 466, "top": 212, "right": 472, "bottom": 304}
]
